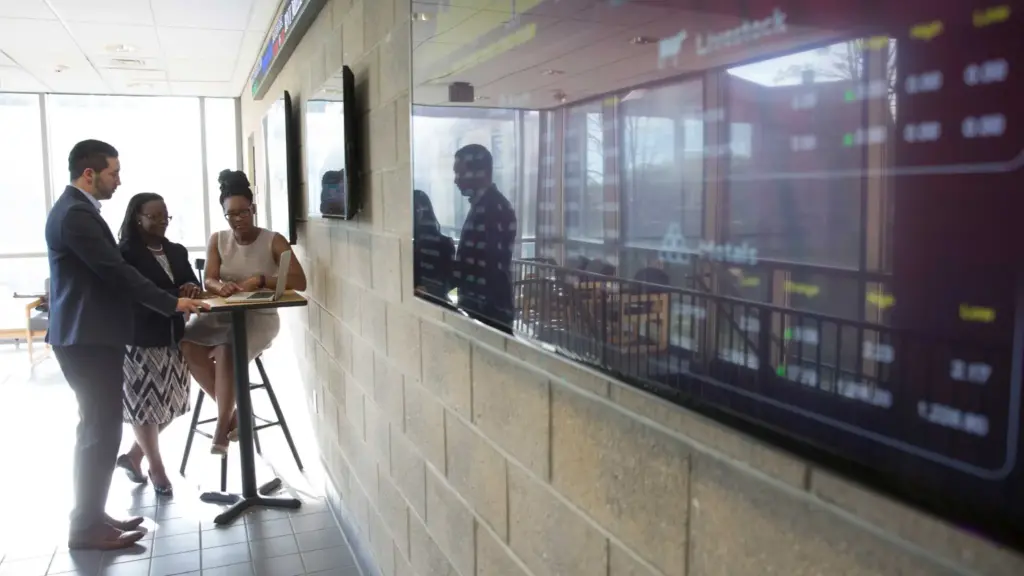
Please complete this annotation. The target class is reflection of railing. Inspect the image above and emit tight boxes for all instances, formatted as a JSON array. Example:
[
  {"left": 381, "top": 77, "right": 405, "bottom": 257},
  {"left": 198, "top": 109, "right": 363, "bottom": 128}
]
[{"left": 511, "top": 258, "right": 1010, "bottom": 473}]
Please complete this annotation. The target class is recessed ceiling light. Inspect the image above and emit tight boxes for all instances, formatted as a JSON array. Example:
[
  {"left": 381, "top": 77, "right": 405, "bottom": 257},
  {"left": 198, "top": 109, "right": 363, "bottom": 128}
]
[
  {"left": 629, "top": 36, "right": 658, "bottom": 45},
  {"left": 54, "top": 64, "right": 69, "bottom": 73},
  {"left": 413, "top": 12, "right": 430, "bottom": 21},
  {"left": 474, "top": 95, "right": 489, "bottom": 101},
  {"left": 541, "top": 69, "right": 564, "bottom": 76},
  {"left": 552, "top": 90, "right": 567, "bottom": 103},
  {"left": 107, "top": 43, "right": 137, "bottom": 53}
]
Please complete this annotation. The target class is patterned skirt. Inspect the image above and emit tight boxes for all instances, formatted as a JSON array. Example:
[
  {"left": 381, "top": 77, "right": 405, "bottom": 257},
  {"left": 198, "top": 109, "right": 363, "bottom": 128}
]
[{"left": 123, "top": 345, "right": 191, "bottom": 426}]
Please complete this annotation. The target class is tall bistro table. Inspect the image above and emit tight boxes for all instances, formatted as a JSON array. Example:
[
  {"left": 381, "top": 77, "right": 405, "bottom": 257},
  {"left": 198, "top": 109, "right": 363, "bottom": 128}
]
[{"left": 198, "top": 290, "right": 308, "bottom": 525}]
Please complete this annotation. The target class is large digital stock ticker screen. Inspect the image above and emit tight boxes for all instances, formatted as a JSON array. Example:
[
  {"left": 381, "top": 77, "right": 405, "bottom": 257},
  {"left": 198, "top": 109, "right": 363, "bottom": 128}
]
[{"left": 409, "top": 0, "right": 1024, "bottom": 544}]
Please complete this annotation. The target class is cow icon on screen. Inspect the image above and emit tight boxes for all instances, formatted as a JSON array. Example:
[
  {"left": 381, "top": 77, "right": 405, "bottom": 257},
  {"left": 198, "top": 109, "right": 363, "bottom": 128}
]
[{"left": 659, "top": 29, "right": 687, "bottom": 69}]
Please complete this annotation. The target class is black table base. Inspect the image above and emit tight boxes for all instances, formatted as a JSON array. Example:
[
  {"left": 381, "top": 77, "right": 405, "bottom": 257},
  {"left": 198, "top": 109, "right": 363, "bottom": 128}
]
[
  {"left": 202, "top": 309, "right": 301, "bottom": 525},
  {"left": 200, "top": 479, "right": 300, "bottom": 524}
]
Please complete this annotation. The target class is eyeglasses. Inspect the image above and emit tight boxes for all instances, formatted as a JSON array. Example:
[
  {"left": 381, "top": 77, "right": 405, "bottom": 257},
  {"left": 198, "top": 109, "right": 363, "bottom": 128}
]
[
  {"left": 224, "top": 209, "right": 253, "bottom": 220},
  {"left": 141, "top": 214, "right": 172, "bottom": 224}
]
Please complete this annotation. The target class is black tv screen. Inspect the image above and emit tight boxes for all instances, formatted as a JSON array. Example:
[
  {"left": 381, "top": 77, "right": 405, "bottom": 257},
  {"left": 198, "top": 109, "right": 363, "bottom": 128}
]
[
  {"left": 306, "top": 66, "right": 360, "bottom": 220},
  {"left": 263, "top": 90, "right": 299, "bottom": 243},
  {"left": 410, "top": 0, "right": 1024, "bottom": 548}
]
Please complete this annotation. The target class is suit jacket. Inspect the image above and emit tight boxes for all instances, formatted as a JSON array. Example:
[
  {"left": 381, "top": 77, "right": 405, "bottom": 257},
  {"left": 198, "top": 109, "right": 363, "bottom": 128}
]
[
  {"left": 121, "top": 239, "right": 199, "bottom": 348},
  {"left": 45, "top": 186, "right": 178, "bottom": 347},
  {"left": 454, "top": 185, "right": 518, "bottom": 326}
]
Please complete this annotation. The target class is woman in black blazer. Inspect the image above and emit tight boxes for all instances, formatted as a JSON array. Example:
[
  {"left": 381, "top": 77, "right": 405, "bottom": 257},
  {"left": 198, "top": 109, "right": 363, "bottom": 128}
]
[{"left": 113, "top": 193, "right": 201, "bottom": 495}]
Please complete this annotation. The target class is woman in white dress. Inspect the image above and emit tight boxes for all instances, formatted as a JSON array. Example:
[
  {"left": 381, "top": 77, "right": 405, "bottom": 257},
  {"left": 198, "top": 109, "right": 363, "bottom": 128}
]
[{"left": 181, "top": 170, "right": 306, "bottom": 454}]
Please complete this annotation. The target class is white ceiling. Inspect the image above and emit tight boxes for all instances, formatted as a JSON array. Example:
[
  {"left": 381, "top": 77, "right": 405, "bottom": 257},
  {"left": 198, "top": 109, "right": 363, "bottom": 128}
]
[
  {"left": 411, "top": 0, "right": 842, "bottom": 109},
  {"left": 0, "top": 0, "right": 282, "bottom": 97}
]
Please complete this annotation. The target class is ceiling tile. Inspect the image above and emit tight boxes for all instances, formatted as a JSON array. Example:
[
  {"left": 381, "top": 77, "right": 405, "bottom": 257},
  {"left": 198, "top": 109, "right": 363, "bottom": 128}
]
[
  {"left": 232, "top": 30, "right": 264, "bottom": 85},
  {"left": 0, "top": 66, "right": 48, "bottom": 92},
  {"left": 65, "top": 23, "right": 164, "bottom": 59},
  {"left": 33, "top": 67, "right": 109, "bottom": 94},
  {"left": 170, "top": 81, "right": 235, "bottom": 97},
  {"left": 158, "top": 27, "right": 243, "bottom": 60},
  {"left": 167, "top": 58, "right": 236, "bottom": 82},
  {"left": 0, "top": 18, "right": 83, "bottom": 58},
  {"left": 0, "top": 0, "right": 55, "bottom": 19},
  {"left": 247, "top": 0, "right": 279, "bottom": 31},
  {"left": 47, "top": 0, "right": 154, "bottom": 25},
  {"left": 152, "top": 0, "right": 253, "bottom": 30},
  {"left": 0, "top": 51, "right": 15, "bottom": 66}
]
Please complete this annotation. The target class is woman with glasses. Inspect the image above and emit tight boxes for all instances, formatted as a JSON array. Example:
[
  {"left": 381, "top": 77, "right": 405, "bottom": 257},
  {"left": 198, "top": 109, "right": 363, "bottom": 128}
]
[
  {"left": 181, "top": 170, "right": 307, "bottom": 455},
  {"left": 114, "top": 193, "right": 202, "bottom": 496}
]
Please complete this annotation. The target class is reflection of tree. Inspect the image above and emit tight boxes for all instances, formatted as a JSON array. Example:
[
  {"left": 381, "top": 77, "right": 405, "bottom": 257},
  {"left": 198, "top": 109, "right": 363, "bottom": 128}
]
[
  {"left": 565, "top": 111, "right": 605, "bottom": 238},
  {"left": 585, "top": 113, "right": 605, "bottom": 184},
  {"left": 761, "top": 39, "right": 894, "bottom": 269},
  {"left": 623, "top": 113, "right": 685, "bottom": 242},
  {"left": 622, "top": 115, "right": 660, "bottom": 190},
  {"left": 773, "top": 39, "right": 898, "bottom": 120}
]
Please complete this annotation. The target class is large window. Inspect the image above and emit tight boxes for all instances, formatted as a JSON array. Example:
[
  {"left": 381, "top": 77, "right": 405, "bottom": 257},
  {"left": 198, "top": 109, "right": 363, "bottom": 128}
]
[
  {"left": 518, "top": 110, "right": 540, "bottom": 241},
  {"left": 46, "top": 95, "right": 206, "bottom": 247},
  {"left": 0, "top": 92, "right": 237, "bottom": 294},
  {"left": 205, "top": 98, "right": 239, "bottom": 233},
  {"left": 563, "top": 102, "right": 605, "bottom": 242},
  {"left": 0, "top": 94, "right": 47, "bottom": 255},
  {"left": 724, "top": 41, "right": 868, "bottom": 268},
  {"left": 620, "top": 81, "right": 705, "bottom": 249}
]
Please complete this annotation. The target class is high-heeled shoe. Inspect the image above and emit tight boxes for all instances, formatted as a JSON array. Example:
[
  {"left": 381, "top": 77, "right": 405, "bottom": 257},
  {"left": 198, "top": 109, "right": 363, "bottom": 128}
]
[
  {"left": 116, "top": 454, "right": 147, "bottom": 485},
  {"left": 149, "top": 471, "right": 173, "bottom": 496}
]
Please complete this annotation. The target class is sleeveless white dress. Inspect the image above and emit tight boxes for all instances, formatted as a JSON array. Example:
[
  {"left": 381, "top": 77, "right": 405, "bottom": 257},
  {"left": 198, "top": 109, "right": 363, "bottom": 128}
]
[{"left": 183, "top": 228, "right": 281, "bottom": 362}]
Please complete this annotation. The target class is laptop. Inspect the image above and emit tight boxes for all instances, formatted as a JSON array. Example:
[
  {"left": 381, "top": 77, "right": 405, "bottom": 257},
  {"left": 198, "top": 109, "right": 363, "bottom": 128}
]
[{"left": 225, "top": 251, "right": 292, "bottom": 303}]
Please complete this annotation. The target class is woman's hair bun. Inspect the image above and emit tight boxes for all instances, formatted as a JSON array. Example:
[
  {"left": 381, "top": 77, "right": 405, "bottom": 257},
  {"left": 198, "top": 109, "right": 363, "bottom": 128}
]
[
  {"left": 218, "top": 170, "right": 250, "bottom": 193},
  {"left": 217, "top": 169, "right": 254, "bottom": 204}
]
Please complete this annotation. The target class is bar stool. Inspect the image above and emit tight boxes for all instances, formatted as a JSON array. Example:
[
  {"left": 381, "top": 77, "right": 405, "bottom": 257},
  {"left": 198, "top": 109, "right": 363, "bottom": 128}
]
[{"left": 179, "top": 258, "right": 304, "bottom": 491}]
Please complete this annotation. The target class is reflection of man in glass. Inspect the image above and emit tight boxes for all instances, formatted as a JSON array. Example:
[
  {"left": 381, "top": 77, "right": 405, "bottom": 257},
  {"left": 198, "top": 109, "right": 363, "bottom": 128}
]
[
  {"left": 320, "top": 169, "right": 346, "bottom": 216},
  {"left": 452, "top": 144, "right": 517, "bottom": 327}
]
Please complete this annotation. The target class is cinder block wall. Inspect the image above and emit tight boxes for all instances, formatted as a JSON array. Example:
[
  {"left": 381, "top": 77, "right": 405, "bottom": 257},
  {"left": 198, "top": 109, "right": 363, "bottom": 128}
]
[{"left": 240, "top": 1, "right": 1024, "bottom": 574}]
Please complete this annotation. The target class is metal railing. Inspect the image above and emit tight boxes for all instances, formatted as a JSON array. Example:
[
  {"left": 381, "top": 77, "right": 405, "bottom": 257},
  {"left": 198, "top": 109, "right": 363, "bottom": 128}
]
[{"left": 511, "top": 258, "right": 1012, "bottom": 475}]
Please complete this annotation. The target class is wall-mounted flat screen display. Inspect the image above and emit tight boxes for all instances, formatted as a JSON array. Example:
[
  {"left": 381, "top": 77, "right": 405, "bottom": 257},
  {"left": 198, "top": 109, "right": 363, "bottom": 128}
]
[
  {"left": 305, "top": 66, "right": 360, "bottom": 219},
  {"left": 409, "top": 0, "right": 1024, "bottom": 548},
  {"left": 263, "top": 91, "right": 299, "bottom": 243}
]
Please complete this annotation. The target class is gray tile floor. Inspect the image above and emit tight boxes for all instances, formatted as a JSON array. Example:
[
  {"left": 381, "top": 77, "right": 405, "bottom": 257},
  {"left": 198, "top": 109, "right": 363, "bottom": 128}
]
[
  {"left": 0, "top": 344, "right": 359, "bottom": 576},
  {"left": 0, "top": 501, "right": 359, "bottom": 576}
]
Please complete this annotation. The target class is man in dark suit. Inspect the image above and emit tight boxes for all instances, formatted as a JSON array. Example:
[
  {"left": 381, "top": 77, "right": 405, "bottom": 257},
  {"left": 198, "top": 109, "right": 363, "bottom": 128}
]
[
  {"left": 452, "top": 144, "right": 518, "bottom": 329},
  {"left": 45, "top": 139, "right": 207, "bottom": 550}
]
